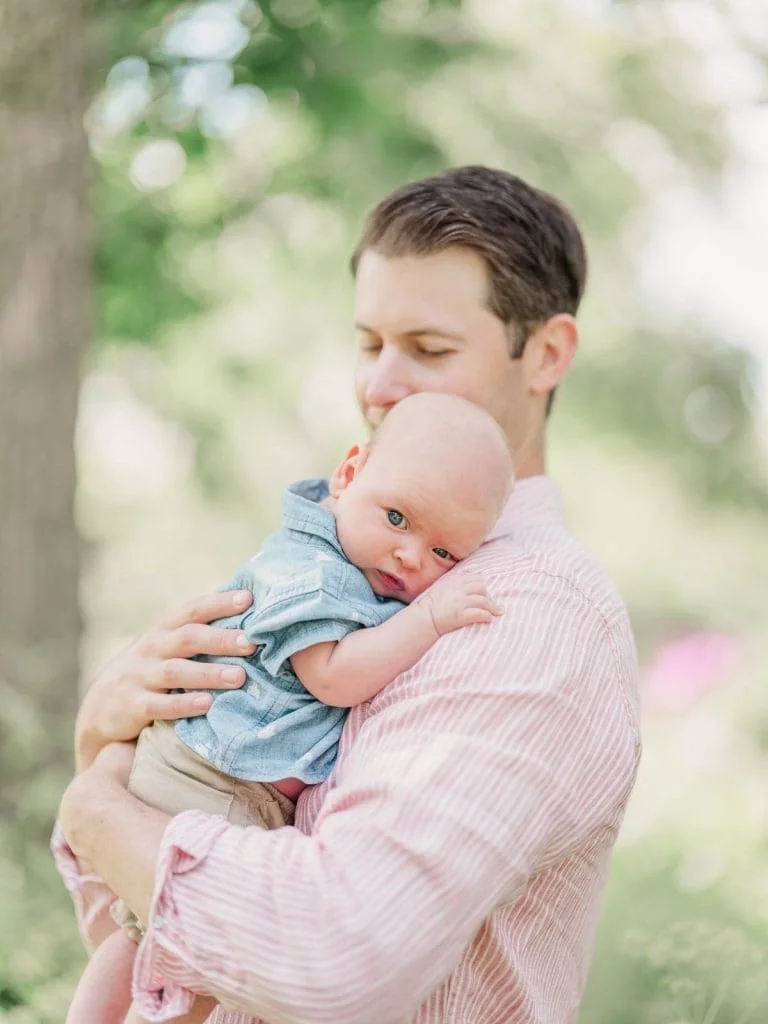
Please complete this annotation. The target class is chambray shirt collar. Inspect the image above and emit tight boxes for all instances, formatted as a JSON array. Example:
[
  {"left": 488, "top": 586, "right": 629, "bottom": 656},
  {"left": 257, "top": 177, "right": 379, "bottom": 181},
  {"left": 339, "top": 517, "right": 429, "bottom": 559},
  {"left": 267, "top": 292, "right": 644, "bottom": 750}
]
[
  {"left": 486, "top": 474, "right": 564, "bottom": 543},
  {"left": 281, "top": 478, "right": 342, "bottom": 553}
]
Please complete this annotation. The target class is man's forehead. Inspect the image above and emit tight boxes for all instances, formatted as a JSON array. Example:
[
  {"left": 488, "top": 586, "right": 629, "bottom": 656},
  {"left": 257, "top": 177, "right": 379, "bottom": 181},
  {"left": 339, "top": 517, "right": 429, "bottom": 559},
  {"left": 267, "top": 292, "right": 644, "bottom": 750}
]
[{"left": 353, "top": 248, "right": 489, "bottom": 316}]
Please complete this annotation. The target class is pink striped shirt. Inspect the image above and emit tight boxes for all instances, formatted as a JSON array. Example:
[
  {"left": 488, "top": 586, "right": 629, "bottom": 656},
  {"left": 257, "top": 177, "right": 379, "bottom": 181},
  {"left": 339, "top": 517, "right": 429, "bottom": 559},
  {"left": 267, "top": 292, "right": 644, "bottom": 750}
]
[{"left": 53, "top": 475, "right": 640, "bottom": 1024}]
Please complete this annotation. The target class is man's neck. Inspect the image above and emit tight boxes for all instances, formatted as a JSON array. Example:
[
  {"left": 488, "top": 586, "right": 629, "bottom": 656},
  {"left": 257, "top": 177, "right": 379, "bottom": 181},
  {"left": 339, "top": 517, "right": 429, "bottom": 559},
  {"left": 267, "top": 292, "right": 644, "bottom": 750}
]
[{"left": 509, "top": 436, "right": 546, "bottom": 480}]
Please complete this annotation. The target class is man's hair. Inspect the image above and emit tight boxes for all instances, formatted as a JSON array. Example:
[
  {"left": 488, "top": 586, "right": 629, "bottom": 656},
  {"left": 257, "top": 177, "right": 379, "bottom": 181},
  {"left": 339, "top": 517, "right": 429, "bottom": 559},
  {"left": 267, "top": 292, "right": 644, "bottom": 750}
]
[{"left": 351, "top": 165, "right": 587, "bottom": 374}]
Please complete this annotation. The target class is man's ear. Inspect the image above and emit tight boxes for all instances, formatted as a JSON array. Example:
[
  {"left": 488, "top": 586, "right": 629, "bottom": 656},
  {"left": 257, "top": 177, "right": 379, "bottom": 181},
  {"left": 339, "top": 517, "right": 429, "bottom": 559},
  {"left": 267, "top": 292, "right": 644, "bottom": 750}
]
[
  {"left": 522, "top": 313, "right": 579, "bottom": 398},
  {"left": 328, "top": 443, "right": 370, "bottom": 498}
]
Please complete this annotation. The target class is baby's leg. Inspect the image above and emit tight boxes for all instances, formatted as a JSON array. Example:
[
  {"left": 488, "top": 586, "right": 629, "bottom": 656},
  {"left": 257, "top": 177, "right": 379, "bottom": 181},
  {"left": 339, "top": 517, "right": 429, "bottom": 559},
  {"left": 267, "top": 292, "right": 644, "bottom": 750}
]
[
  {"left": 124, "top": 994, "right": 218, "bottom": 1024},
  {"left": 65, "top": 928, "right": 136, "bottom": 1024}
]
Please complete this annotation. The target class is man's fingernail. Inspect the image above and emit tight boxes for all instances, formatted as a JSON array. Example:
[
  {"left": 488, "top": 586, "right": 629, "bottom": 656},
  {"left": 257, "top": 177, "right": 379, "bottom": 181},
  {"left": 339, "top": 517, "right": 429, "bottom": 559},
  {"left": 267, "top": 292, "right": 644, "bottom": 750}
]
[
  {"left": 192, "top": 695, "right": 212, "bottom": 709},
  {"left": 234, "top": 591, "right": 251, "bottom": 608},
  {"left": 236, "top": 633, "right": 252, "bottom": 649},
  {"left": 222, "top": 668, "right": 241, "bottom": 684}
]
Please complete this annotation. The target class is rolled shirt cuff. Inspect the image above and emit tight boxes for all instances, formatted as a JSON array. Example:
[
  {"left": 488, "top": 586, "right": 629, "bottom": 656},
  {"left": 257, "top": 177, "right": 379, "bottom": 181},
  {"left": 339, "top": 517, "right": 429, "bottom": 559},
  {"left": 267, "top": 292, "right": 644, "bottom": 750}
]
[{"left": 131, "top": 810, "right": 231, "bottom": 1022}]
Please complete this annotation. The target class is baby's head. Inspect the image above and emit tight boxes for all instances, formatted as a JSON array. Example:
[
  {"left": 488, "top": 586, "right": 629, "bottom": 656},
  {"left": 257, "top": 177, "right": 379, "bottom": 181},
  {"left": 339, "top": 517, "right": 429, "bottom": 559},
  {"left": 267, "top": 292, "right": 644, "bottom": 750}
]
[{"left": 328, "top": 393, "right": 513, "bottom": 602}]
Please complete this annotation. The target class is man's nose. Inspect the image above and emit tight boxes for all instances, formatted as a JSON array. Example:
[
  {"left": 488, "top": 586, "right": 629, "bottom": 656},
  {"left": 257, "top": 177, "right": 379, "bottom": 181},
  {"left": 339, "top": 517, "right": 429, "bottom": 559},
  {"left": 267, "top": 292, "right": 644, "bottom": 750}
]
[{"left": 361, "top": 346, "right": 414, "bottom": 409}]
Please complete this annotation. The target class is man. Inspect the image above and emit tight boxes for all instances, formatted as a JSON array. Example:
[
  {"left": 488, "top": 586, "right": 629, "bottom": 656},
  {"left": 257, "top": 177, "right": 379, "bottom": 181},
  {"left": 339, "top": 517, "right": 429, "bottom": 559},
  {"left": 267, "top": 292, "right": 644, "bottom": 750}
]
[{"left": 56, "top": 166, "right": 640, "bottom": 1024}]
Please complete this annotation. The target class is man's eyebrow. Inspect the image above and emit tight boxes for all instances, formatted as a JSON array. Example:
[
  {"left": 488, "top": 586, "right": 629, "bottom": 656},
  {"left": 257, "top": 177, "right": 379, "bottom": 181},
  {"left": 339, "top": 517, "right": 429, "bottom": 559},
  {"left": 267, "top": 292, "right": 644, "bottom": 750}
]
[
  {"left": 354, "top": 322, "right": 464, "bottom": 343},
  {"left": 402, "top": 327, "right": 464, "bottom": 342}
]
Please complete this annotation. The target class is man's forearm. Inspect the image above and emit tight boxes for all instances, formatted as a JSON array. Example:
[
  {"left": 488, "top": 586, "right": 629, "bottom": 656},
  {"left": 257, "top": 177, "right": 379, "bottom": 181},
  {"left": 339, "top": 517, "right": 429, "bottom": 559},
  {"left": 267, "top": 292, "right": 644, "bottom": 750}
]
[{"left": 61, "top": 772, "right": 169, "bottom": 925}]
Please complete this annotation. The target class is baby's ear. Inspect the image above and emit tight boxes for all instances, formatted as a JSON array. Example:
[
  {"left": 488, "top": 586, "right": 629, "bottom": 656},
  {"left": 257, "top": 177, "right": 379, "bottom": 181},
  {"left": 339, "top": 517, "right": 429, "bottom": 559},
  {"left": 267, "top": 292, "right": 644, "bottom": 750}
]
[{"left": 329, "top": 443, "right": 370, "bottom": 497}]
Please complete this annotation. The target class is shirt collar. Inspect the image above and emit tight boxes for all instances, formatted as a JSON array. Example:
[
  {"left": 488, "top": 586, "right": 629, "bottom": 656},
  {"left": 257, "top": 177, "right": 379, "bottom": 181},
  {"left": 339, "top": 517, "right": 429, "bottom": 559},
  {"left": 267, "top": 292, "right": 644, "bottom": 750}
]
[
  {"left": 486, "top": 475, "right": 564, "bottom": 543},
  {"left": 281, "top": 478, "right": 343, "bottom": 553}
]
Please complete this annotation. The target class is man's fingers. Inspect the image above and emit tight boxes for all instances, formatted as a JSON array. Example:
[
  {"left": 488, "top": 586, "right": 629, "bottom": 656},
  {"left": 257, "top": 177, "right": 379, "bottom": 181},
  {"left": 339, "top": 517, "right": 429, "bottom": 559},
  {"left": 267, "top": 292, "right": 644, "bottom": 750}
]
[
  {"left": 154, "top": 624, "right": 257, "bottom": 660},
  {"left": 151, "top": 657, "right": 247, "bottom": 691},
  {"left": 158, "top": 590, "right": 253, "bottom": 631},
  {"left": 146, "top": 691, "right": 215, "bottom": 722}
]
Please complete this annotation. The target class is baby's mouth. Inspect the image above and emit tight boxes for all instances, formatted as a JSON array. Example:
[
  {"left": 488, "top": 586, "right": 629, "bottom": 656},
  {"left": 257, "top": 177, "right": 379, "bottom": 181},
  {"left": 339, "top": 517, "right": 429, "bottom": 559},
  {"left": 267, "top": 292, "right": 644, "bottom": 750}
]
[{"left": 376, "top": 569, "right": 405, "bottom": 593}]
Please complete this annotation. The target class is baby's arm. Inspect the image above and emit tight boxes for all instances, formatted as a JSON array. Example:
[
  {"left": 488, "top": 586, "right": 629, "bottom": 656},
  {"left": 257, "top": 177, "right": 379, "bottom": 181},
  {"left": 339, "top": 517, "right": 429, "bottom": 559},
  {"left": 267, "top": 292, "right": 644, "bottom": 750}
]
[{"left": 290, "top": 574, "right": 500, "bottom": 707}]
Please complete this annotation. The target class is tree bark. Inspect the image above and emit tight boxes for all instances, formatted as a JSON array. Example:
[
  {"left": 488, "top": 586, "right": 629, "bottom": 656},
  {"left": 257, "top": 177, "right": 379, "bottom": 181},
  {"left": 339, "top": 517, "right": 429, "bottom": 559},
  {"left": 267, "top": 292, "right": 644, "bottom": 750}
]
[{"left": 0, "top": 0, "right": 91, "bottom": 829}]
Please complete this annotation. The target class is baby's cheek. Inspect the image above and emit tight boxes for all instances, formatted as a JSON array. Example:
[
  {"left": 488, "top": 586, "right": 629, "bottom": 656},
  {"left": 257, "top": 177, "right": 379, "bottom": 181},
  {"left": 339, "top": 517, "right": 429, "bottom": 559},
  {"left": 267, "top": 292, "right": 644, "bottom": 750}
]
[{"left": 429, "top": 563, "right": 453, "bottom": 586}]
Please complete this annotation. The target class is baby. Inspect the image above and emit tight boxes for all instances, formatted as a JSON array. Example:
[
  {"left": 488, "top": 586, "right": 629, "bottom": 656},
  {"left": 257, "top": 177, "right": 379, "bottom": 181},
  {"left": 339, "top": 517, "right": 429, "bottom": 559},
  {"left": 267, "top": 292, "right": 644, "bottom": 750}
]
[{"left": 66, "top": 392, "right": 514, "bottom": 1024}]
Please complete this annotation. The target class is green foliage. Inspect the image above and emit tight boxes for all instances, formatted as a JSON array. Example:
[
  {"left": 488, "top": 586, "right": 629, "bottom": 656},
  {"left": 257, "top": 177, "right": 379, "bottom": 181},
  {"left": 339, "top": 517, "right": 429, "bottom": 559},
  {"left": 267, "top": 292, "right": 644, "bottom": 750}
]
[
  {"left": 6, "top": 1, "right": 768, "bottom": 1019},
  {"left": 0, "top": 845, "right": 86, "bottom": 1024},
  {"left": 91, "top": 0, "right": 468, "bottom": 344},
  {"left": 83, "top": 0, "right": 767, "bottom": 513},
  {"left": 582, "top": 849, "right": 768, "bottom": 1024},
  {"left": 566, "top": 330, "right": 767, "bottom": 511}
]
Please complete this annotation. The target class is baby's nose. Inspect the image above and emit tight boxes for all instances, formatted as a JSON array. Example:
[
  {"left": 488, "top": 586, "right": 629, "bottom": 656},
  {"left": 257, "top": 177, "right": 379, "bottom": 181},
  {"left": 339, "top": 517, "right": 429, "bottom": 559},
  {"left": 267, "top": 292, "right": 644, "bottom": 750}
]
[{"left": 395, "top": 541, "right": 421, "bottom": 570}]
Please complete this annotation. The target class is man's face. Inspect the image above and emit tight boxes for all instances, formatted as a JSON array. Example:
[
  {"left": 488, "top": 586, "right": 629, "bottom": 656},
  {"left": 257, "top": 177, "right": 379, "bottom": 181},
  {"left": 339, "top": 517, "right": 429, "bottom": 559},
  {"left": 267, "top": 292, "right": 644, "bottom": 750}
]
[{"left": 353, "top": 247, "right": 532, "bottom": 450}]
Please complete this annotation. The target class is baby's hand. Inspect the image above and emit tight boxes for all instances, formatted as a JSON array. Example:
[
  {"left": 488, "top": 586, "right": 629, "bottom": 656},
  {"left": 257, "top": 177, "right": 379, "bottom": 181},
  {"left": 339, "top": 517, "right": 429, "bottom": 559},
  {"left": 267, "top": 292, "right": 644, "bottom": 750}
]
[{"left": 422, "top": 574, "right": 503, "bottom": 636}]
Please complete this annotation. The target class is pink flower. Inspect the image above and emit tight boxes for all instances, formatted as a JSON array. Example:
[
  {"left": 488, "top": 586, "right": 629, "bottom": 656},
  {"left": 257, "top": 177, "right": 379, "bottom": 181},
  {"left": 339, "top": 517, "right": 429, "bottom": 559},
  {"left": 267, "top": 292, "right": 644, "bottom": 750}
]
[{"left": 643, "top": 632, "right": 744, "bottom": 712}]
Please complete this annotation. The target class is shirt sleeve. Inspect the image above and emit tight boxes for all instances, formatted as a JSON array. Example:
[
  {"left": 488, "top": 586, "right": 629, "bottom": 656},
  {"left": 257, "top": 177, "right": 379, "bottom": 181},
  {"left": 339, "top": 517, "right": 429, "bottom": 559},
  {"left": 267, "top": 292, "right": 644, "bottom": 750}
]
[
  {"left": 50, "top": 821, "right": 118, "bottom": 955},
  {"left": 130, "top": 569, "right": 640, "bottom": 1024},
  {"left": 239, "top": 556, "right": 393, "bottom": 678}
]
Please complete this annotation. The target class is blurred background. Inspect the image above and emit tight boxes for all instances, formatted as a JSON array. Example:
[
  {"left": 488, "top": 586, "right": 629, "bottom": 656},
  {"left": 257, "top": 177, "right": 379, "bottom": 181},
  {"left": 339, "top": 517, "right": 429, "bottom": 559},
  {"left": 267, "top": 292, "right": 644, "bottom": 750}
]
[{"left": 1, "top": 0, "right": 767, "bottom": 1020}]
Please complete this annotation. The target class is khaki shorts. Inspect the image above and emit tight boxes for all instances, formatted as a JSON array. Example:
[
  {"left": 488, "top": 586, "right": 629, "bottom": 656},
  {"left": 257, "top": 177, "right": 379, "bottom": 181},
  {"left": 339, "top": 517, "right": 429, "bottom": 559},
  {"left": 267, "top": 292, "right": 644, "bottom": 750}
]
[{"left": 111, "top": 720, "right": 295, "bottom": 942}]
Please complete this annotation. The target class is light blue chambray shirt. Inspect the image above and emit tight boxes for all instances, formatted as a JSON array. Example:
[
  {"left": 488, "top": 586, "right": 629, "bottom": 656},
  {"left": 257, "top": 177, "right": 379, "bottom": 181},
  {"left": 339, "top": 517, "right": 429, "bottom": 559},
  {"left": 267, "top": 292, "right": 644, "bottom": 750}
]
[{"left": 175, "top": 479, "right": 404, "bottom": 785}]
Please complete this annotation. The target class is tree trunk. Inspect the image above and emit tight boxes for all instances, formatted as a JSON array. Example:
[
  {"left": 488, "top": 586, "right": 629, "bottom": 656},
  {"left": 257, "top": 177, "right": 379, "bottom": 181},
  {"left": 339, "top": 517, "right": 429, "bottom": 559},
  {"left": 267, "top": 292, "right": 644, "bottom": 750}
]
[{"left": 0, "top": 0, "right": 91, "bottom": 833}]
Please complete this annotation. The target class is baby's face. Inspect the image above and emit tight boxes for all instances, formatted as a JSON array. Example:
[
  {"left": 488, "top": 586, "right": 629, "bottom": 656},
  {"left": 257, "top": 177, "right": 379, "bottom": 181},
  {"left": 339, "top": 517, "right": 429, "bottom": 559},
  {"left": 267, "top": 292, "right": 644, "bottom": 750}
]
[{"left": 333, "top": 450, "right": 497, "bottom": 603}]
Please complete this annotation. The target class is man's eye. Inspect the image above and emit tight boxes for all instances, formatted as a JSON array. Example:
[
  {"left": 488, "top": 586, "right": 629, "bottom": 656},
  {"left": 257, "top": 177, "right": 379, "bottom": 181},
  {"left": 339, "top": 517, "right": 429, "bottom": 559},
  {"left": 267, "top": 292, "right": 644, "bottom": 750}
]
[
  {"left": 387, "top": 509, "right": 406, "bottom": 528},
  {"left": 357, "top": 332, "right": 382, "bottom": 352},
  {"left": 433, "top": 547, "right": 454, "bottom": 561},
  {"left": 418, "top": 348, "right": 451, "bottom": 358}
]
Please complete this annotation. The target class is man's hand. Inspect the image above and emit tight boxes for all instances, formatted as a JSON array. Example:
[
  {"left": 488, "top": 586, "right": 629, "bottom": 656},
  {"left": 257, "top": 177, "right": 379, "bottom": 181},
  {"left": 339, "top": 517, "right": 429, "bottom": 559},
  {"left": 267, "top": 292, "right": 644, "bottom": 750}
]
[
  {"left": 59, "top": 742, "right": 171, "bottom": 922},
  {"left": 92, "top": 740, "right": 137, "bottom": 787},
  {"left": 75, "top": 590, "right": 257, "bottom": 772},
  {"left": 422, "top": 574, "right": 502, "bottom": 636},
  {"left": 59, "top": 742, "right": 135, "bottom": 860}
]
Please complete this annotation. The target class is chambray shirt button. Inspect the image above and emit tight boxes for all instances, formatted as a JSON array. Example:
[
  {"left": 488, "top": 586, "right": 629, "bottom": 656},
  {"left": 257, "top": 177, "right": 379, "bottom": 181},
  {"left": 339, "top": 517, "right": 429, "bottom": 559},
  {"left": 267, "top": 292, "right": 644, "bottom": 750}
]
[{"left": 153, "top": 915, "right": 165, "bottom": 930}]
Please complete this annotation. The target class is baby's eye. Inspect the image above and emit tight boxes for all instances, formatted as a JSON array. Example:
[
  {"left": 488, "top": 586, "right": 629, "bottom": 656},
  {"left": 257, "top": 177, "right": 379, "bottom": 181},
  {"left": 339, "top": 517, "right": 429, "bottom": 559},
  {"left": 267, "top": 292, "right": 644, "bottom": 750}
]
[
  {"left": 387, "top": 509, "right": 406, "bottom": 528},
  {"left": 433, "top": 547, "right": 454, "bottom": 561}
]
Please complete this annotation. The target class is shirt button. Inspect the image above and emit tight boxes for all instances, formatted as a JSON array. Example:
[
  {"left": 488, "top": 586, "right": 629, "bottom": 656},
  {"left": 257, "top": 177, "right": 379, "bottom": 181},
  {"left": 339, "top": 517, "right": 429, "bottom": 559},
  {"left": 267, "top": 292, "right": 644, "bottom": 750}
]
[{"left": 153, "top": 915, "right": 165, "bottom": 930}]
